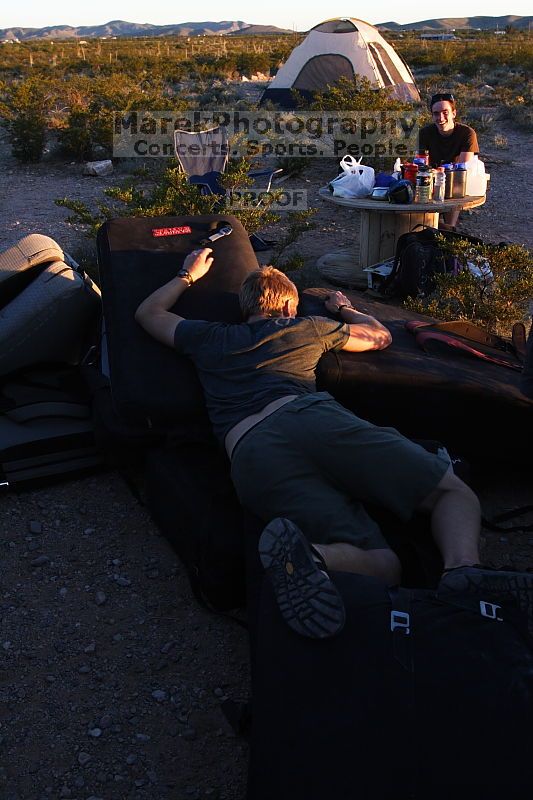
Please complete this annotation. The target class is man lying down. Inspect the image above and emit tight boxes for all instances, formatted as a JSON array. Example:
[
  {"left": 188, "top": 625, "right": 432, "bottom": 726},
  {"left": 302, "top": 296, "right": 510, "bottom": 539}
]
[{"left": 136, "top": 247, "right": 533, "bottom": 640}]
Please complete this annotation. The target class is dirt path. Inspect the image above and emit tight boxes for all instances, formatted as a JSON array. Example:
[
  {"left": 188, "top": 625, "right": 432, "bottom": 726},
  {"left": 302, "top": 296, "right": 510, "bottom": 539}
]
[{"left": 0, "top": 120, "right": 532, "bottom": 800}]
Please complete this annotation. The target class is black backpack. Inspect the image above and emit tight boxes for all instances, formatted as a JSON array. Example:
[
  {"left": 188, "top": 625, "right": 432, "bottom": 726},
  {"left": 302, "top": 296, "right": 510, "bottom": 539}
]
[{"left": 379, "top": 227, "right": 454, "bottom": 300}]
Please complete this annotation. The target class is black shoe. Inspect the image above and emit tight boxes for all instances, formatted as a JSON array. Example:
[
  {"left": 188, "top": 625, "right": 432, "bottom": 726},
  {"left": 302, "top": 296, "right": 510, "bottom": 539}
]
[
  {"left": 438, "top": 566, "right": 533, "bottom": 636},
  {"left": 258, "top": 518, "right": 345, "bottom": 639}
]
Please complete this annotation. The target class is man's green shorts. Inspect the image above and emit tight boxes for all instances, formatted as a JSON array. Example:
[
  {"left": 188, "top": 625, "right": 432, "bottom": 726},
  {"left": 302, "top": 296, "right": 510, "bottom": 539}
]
[{"left": 230, "top": 392, "right": 450, "bottom": 551}]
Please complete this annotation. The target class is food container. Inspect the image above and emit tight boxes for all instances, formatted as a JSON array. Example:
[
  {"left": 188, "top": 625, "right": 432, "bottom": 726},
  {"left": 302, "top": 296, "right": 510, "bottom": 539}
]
[
  {"left": 413, "top": 150, "right": 429, "bottom": 166},
  {"left": 403, "top": 163, "right": 418, "bottom": 187},
  {"left": 415, "top": 171, "right": 432, "bottom": 204}
]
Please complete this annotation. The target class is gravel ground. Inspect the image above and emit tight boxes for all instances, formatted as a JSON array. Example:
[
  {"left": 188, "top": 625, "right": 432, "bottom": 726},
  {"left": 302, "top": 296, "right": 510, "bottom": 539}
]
[
  {"left": 0, "top": 114, "right": 532, "bottom": 800},
  {"left": 1, "top": 474, "right": 250, "bottom": 800}
]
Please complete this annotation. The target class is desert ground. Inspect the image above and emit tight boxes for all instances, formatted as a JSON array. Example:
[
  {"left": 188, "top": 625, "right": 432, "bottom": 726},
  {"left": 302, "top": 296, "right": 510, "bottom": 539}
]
[{"left": 0, "top": 106, "right": 532, "bottom": 800}]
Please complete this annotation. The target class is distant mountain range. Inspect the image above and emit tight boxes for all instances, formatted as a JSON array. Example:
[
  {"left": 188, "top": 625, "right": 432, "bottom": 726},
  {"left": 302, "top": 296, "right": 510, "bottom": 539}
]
[
  {"left": 378, "top": 15, "right": 532, "bottom": 31},
  {"left": 0, "top": 16, "right": 530, "bottom": 41},
  {"left": 0, "top": 19, "right": 293, "bottom": 41}
]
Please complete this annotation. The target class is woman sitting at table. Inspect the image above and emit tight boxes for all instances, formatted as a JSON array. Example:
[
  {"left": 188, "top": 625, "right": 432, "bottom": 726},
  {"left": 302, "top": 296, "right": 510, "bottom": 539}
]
[{"left": 419, "top": 92, "right": 479, "bottom": 231}]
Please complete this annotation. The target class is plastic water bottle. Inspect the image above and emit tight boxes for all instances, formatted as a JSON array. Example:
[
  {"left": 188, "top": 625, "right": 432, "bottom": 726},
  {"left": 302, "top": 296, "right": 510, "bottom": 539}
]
[
  {"left": 393, "top": 157, "right": 402, "bottom": 180},
  {"left": 433, "top": 167, "right": 445, "bottom": 202}
]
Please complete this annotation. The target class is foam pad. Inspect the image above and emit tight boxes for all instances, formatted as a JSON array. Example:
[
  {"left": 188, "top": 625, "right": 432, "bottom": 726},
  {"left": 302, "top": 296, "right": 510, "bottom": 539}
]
[
  {"left": 248, "top": 573, "right": 533, "bottom": 800},
  {"left": 96, "top": 215, "right": 259, "bottom": 426},
  {"left": 300, "top": 289, "right": 533, "bottom": 464},
  {"left": 0, "top": 261, "right": 100, "bottom": 377},
  {"left": 0, "top": 234, "right": 63, "bottom": 286}
]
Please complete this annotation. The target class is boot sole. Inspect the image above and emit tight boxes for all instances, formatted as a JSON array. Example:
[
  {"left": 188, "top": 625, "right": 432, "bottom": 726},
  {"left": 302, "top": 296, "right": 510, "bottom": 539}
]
[{"left": 258, "top": 518, "right": 345, "bottom": 639}]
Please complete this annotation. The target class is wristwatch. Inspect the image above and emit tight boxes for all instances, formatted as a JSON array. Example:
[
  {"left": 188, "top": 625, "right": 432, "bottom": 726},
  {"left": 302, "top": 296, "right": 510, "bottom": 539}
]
[
  {"left": 337, "top": 303, "right": 353, "bottom": 313},
  {"left": 177, "top": 268, "right": 194, "bottom": 286}
]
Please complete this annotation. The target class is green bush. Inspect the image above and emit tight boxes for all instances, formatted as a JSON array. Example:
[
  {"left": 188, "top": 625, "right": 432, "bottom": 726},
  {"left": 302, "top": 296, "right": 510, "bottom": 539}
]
[
  {"left": 59, "top": 105, "right": 94, "bottom": 160},
  {"left": 406, "top": 238, "right": 533, "bottom": 335},
  {"left": 275, "top": 156, "right": 312, "bottom": 178},
  {"left": 308, "top": 76, "right": 412, "bottom": 113},
  {"left": 0, "top": 77, "right": 51, "bottom": 162},
  {"left": 270, "top": 210, "right": 316, "bottom": 269},
  {"left": 55, "top": 158, "right": 281, "bottom": 238}
]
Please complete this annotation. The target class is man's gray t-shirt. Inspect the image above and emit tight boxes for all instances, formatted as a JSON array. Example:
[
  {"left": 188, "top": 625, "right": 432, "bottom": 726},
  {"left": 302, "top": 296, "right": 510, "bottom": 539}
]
[{"left": 173, "top": 315, "right": 349, "bottom": 444}]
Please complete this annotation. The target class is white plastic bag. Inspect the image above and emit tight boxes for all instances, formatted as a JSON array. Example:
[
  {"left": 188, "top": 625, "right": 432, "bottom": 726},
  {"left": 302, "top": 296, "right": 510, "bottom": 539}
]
[
  {"left": 466, "top": 258, "right": 493, "bottom": 282},
  {"left": 465, "top": 156, "right": 487, "bottom": 196},
  {"left": 329, "top": 156, "right": 375, "bottom": 199}
]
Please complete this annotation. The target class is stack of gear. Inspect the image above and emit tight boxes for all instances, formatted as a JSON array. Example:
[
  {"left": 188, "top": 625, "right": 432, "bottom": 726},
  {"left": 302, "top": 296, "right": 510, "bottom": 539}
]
[{"left": 0, "top": 234, "right": 102, "bottom": 489}]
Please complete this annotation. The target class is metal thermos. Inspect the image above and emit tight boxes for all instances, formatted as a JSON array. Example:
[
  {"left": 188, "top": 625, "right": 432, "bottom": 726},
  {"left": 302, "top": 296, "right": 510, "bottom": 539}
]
[
  {"left": 452, "top": 164, "right": 467, "bottom": 198},
  {"left": 444, "top": 164, "right": 454, "bottom": 199}
]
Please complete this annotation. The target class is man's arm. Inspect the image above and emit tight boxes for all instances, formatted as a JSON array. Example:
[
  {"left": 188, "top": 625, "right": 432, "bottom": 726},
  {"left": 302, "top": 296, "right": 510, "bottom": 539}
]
[
  {"left": 456, "top": 126, "right": 479, "bottom": 163},
  {"left": 324, "top": 291, "right": 392, "bottom": 352},
  {"left": 135, "top": 248, "right": 213, "bottom": 347}
]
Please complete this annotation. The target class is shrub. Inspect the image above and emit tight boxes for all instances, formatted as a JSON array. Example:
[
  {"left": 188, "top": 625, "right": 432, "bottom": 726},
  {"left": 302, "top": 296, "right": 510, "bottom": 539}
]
[
  {"left": 492, "top": 133, "right": 509, "bottom": 149},
  {"left": 309, "top": 76, "right": 412, "bottom": 113},
  {"left": 270, "top": 210, "right": 316, "bottom": 269},
  {"left": 0, "top": 77, "right": 51, "bottom": 162},
  {"left": 406, "top": 237, "right": 533, "bottom": 335},
  {"left": 506, "top": 104, "right": 533, "bottom": 133},
  {"left": 55, "top": 159, "right": 281, "bottom": 238},
  {"left": 59, "top": 105, "right": 94, "bottom": 160},
  {"left": 275, "top": 156, "right": 311, "bottom": 178}
]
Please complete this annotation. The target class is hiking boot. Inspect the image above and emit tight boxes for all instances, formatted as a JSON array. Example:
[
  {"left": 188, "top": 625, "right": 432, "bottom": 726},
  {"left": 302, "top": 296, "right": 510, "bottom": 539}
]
[
  {"left": 438, "top": 565, "right": 533, "bottom": 636},
  {"left": 258, "top": 518, "right": 345, "bottom": 639}
]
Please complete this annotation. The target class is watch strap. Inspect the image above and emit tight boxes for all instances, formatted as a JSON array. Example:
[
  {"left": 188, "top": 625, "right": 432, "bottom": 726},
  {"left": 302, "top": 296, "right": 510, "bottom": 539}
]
[{"left": 178, "top": 268, "right": 194, "bottom": 286}]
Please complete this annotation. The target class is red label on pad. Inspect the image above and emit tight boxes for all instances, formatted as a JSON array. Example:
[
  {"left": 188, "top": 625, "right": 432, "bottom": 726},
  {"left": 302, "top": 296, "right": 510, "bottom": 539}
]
[{"left": 152, "top": 226, "right": 192, "bottom": 237}]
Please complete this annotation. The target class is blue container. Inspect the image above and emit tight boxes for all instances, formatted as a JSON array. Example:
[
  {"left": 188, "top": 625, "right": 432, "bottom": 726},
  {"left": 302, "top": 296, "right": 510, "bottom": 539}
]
[{"left": 374, "top": 172, "right": 398, "bottom": 188}]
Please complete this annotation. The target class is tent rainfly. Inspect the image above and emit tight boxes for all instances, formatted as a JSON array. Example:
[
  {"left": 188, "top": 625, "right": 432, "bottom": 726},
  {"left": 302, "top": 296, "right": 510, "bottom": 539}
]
[{"left": 260, "top": 18, "right": 420, "bottom": 107}]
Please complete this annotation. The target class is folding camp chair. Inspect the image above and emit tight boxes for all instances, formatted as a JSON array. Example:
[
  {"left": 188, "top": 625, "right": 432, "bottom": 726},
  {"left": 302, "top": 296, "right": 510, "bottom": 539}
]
[
  {"left": 174, "top": 126, "right": 230, "bottom": 196},
  {"left": 174, "top": 125, "right": 282, "bottom": 250},
  {"left": 174, "top": 125, "right": 282, "bottom": 196}
]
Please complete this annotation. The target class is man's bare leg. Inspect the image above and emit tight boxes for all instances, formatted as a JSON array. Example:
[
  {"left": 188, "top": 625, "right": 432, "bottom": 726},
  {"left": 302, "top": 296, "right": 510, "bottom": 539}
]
[
  {"left": 312, "top": 465, "right": 478, "bottom": 583},
  {"left": 313, "top": 543, "right": 402, "bottom": 585},
  {"left": 417, "top": 465, "right": 481, "bottom": 570},
  {"left": 418, "top": 467, "right": 533, "bottom": 635}
]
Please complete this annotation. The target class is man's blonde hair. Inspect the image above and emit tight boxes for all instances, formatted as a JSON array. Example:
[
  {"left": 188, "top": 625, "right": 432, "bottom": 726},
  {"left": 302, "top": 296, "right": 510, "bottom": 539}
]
[{"left": 239, "top": 266, "right": 299, "bottom": 319}]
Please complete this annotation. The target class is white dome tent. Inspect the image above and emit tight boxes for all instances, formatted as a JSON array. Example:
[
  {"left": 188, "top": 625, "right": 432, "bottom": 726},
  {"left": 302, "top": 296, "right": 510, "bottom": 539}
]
[{"left": 260, "top": 17, "right": 420, "bottom": 107}]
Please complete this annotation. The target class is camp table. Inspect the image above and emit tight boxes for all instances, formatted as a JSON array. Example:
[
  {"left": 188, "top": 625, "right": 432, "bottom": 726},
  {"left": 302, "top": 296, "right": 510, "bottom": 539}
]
[{"left": 317, "top": 187, "right": 486, "bottom": 282}]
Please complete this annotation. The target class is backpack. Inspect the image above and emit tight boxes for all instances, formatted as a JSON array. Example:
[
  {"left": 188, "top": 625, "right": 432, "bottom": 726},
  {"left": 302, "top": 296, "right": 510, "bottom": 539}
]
[{"left": 379, "top": 227, "right": 453, "bottom": 300}]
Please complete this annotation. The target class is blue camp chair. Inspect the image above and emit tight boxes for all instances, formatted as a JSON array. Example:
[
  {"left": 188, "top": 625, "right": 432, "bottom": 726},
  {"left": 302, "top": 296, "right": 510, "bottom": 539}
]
[
  {"left": 174, "top": 125, "right": 282, "bottom": 196},
  {"left": 174, "top": 125, "right": 282, "bottom": 250},
  {"left": 174, "top": 126, "right": 230, "bottom": 195}
]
